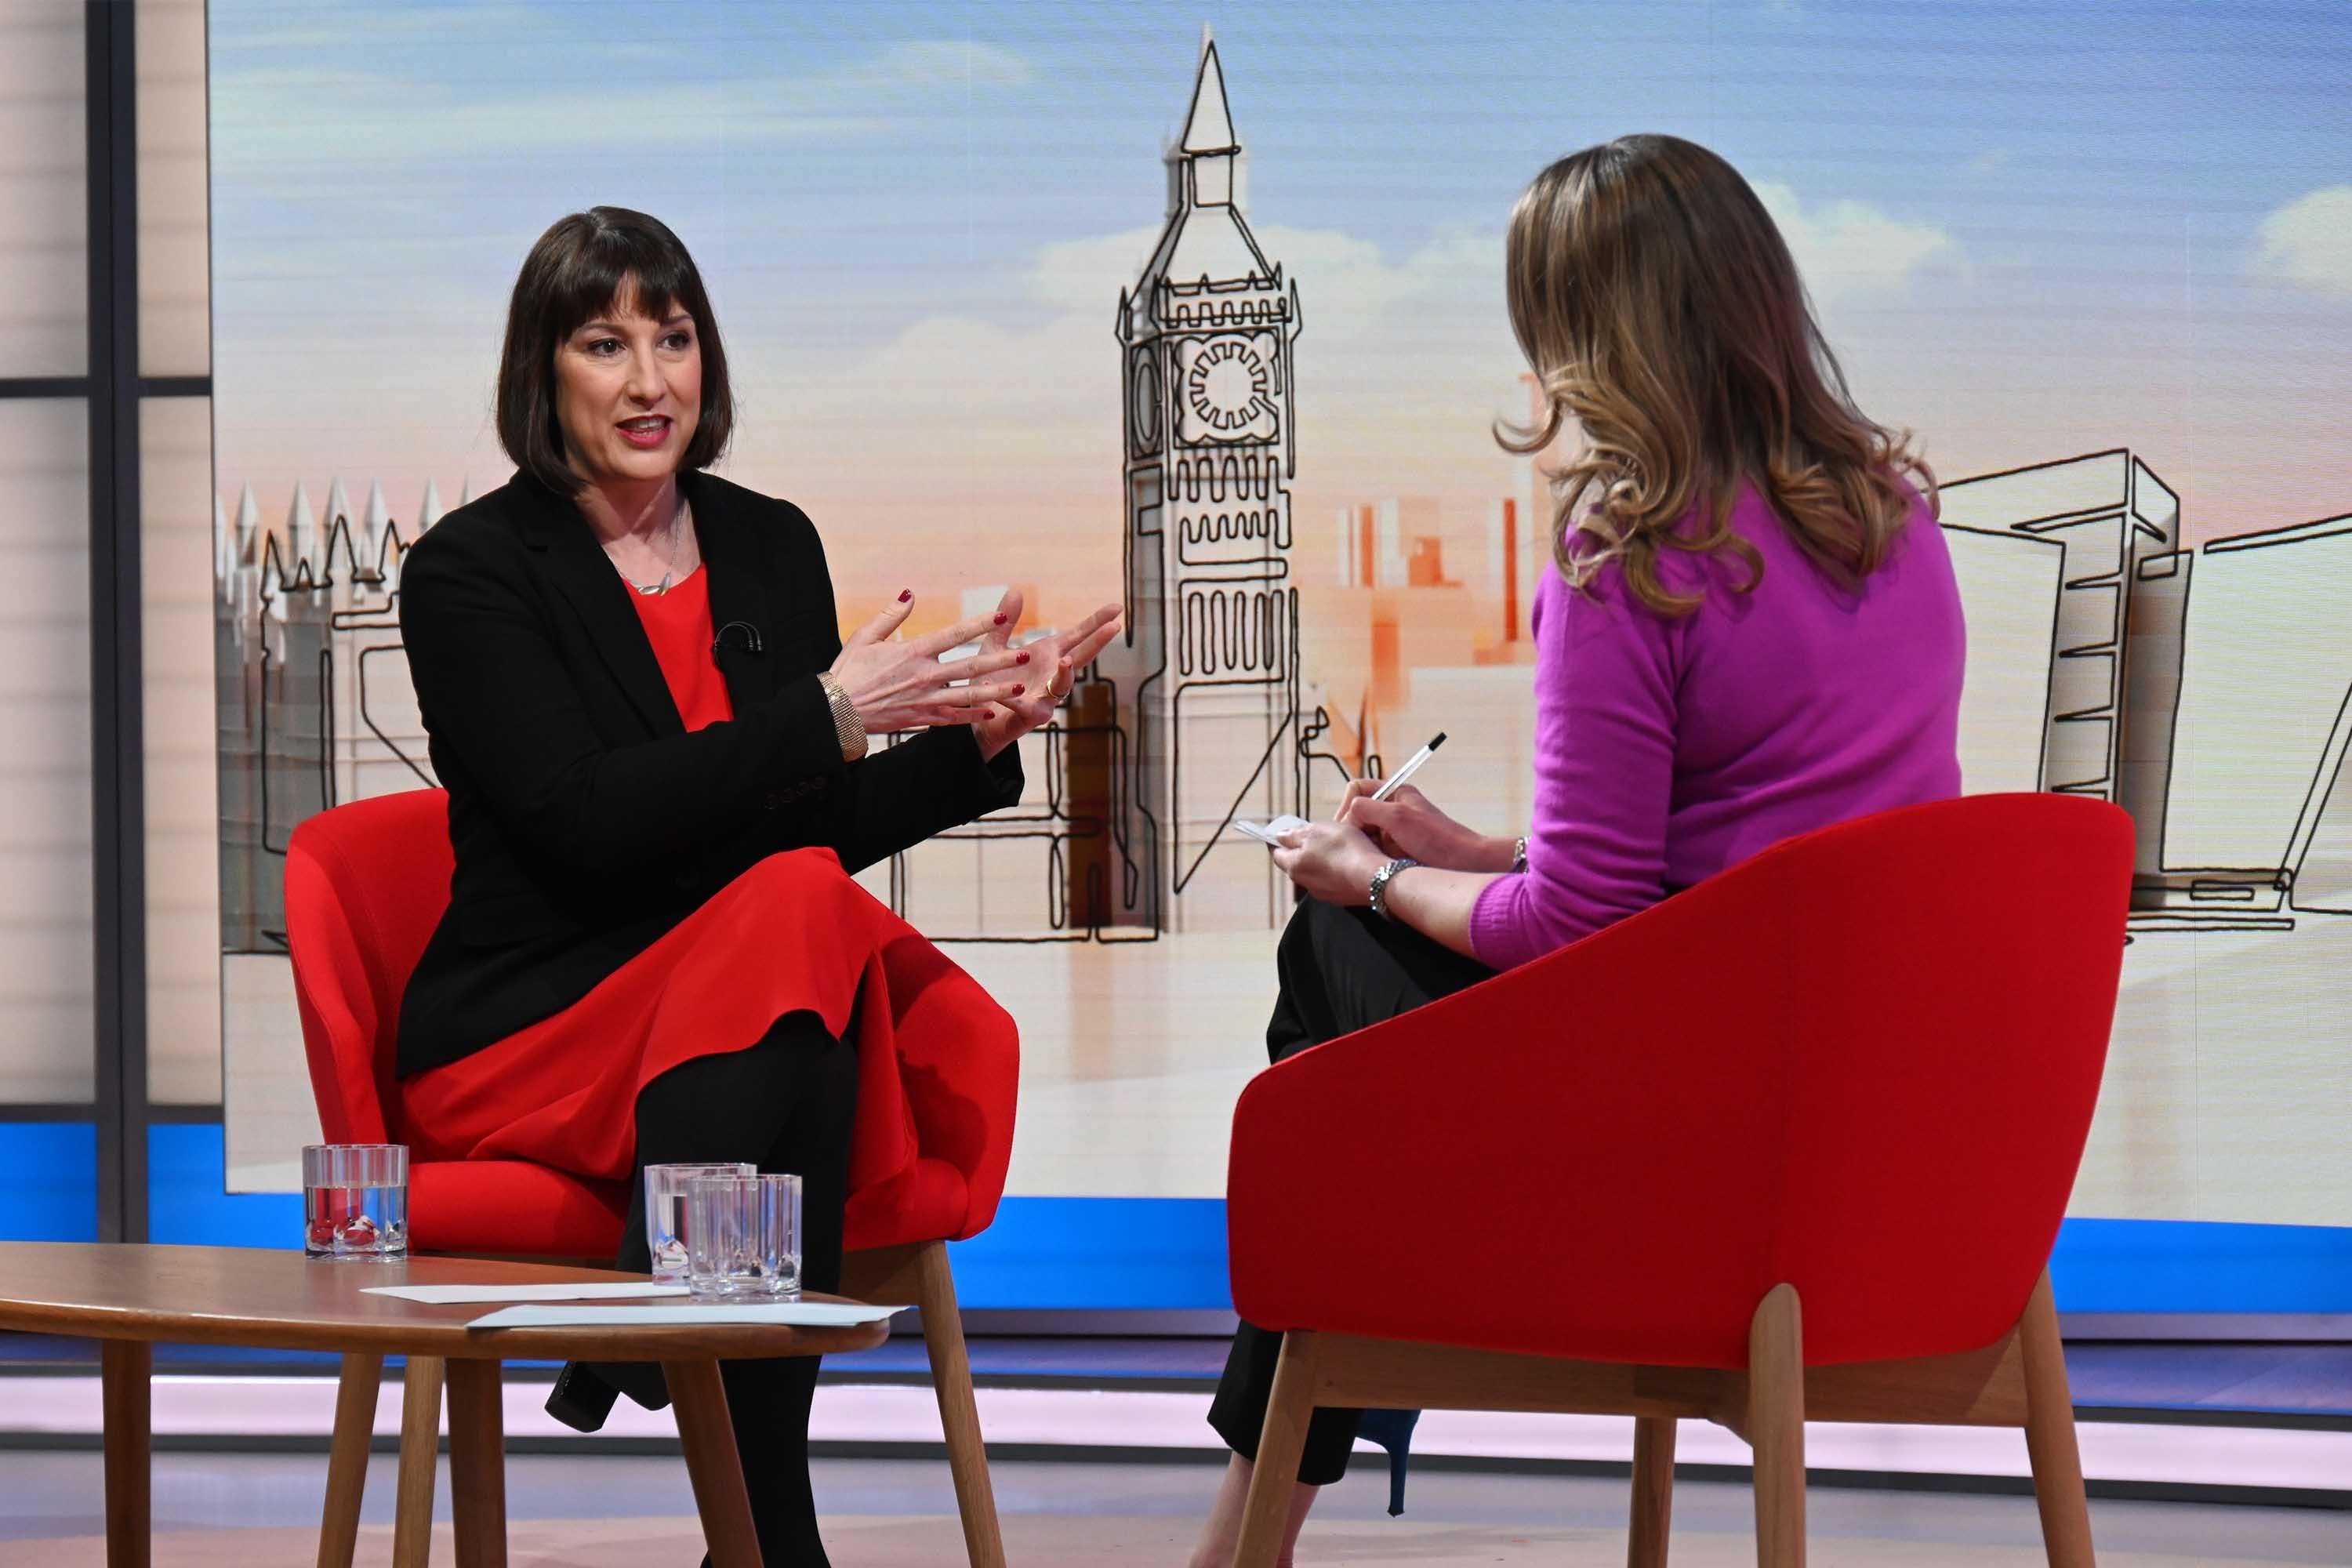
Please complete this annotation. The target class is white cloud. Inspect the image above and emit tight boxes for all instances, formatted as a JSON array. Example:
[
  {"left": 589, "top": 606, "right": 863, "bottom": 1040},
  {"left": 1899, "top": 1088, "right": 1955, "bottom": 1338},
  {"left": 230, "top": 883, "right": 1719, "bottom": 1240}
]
[
  {"left": 2252, "top": 186, "right": 2352, "bottom": 296},
  {"left": 212, "top": 39, "right": 1033, "bottom": 167},
  {"left": 1025, "top": 220, "right": 1500, "bottom": 319},
  {"left": 1753, "top": 182, "right": 1956, "bottom": 296},
  {"left": 864, "top": 39, "right": 1033, "bottom": 90}
]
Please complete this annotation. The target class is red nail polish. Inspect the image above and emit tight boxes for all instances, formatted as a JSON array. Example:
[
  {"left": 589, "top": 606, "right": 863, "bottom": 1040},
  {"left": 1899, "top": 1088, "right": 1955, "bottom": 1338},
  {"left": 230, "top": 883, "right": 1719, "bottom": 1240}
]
[
  {"left": 1017, "top": 652, "right": 1032, "bottom": 665},
  {"left": 993, "top": 612, "right": 1008, "bottom": 625},
  {"left": 898, "top": 589, "right": 913, "bottom": 603},
  {"left": 1013, "top": 684, "right": 1025, "bottom": 695}
]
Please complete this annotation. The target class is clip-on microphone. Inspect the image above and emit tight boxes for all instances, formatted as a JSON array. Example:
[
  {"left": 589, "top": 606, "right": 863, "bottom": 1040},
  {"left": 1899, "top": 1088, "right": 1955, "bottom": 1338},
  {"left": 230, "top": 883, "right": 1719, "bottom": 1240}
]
[{"left": 713, "top": 620, "right": 765, "bottom": 657}]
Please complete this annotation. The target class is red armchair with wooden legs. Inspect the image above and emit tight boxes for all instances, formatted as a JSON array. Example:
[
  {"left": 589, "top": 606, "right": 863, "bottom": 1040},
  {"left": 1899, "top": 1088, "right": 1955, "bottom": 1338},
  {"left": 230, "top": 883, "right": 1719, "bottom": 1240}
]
[
  {"left": 288, "top": 788, "right": 1014, "bottom": 1568},
  {"left": 1226, "top": 793, "right": 2133, "bottom": 1568}
]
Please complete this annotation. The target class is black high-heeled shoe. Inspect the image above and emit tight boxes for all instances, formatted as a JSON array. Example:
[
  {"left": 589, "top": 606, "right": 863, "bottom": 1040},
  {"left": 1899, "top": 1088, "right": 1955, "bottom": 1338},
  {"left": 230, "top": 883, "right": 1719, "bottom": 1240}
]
[
  {"left": 543, "top": 1360, "right": 673, "bottom": 1433},
  {"left": 1355, "top": 1406, "right": 1420, "bottom": 1516}
]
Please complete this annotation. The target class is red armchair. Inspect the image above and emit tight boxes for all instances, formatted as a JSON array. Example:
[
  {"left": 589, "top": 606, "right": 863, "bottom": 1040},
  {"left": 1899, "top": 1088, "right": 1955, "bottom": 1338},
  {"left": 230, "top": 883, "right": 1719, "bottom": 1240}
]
[
  {"left": 1227, "top": 793, "right": 2132, "bottom": 1568},
  {"left": 289, "top": 788, "right": 1013, "bottom": 1568}
]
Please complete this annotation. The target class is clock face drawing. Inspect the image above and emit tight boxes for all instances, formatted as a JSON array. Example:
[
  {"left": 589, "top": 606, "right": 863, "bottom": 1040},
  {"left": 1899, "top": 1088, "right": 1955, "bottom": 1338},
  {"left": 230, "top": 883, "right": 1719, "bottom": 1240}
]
[
  {"left": 1179, "top": 336, "right": 1277, "bottom": 442},
  {"left": 1128, "top": 347, "right": 1161, "bottom": 454}
]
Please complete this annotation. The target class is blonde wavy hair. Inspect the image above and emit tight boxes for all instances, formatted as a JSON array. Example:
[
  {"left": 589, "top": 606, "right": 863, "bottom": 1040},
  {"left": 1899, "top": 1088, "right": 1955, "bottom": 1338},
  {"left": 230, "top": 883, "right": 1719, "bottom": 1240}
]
[{"left": 1500, "top": 135, "right": 1936, "bottom": 617}]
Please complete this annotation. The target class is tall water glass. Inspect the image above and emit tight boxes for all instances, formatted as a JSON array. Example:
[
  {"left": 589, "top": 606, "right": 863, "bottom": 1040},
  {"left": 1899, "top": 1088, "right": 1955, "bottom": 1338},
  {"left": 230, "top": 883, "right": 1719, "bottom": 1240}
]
[
  {"left": 749, "top": 1174, "right": 802, "bottom": 1298},
  {"left": 685, "top": 1174, "right": 753, "bottom": 1299},
  {"left": 303, "top": 1143, "right": 408, "bottom": 1258},
  {"left": 644, "top": 1161, "right": 756, "bottom": 1283},
  {"left": 686, "top": 1173, "right": 802, "bottom": 1299}
]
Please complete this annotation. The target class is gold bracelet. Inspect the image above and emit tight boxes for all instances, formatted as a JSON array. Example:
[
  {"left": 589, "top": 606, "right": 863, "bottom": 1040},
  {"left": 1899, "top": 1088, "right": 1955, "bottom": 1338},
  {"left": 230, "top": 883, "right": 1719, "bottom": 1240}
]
[{"left": 815, "top": 671, "right": 867, "bottom": 763}]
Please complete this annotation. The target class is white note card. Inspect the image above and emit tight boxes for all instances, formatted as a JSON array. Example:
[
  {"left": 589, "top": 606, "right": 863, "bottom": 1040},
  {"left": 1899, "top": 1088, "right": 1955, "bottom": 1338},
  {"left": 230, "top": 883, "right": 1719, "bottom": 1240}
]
[
  {"left": 1231, "top": 814, "right": 1309, "bottom": 846},
  {"left": 467, "top": 1301, "right": 907, "bottom": 1330},
  {"left": 361, "top": 1283, "right": 692, "bottom": 1305}
]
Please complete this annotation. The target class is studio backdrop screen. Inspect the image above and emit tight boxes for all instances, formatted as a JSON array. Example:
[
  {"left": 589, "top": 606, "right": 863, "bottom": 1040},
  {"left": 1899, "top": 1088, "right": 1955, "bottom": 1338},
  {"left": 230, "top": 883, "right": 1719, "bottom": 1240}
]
[{"left": 204, "top": 2, "right": 2352, "bottom": 1307}]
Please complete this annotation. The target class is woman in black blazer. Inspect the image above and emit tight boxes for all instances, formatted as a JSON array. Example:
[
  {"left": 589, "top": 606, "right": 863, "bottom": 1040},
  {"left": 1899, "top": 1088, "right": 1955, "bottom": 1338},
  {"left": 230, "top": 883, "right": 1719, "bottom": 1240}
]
[{"left": 391, "top": 205, "right": 1117, "bottom": 1568}]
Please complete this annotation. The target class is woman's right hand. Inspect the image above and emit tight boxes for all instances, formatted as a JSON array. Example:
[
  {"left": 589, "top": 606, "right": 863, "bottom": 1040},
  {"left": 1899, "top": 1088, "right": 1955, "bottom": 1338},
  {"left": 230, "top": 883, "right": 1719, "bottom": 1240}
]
[
  {"left": 830, "top": 594, "right": 1035, "bottom": 735},
  {"left": 1337, "top": 779, "right": 1518, "bottom": 873}
]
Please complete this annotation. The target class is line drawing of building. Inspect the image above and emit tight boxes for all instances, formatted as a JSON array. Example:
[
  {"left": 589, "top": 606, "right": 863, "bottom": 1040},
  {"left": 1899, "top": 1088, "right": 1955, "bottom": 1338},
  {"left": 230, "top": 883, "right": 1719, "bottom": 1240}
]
[
  {"left": 1934, "top": 448, "right": 2352, "bottom": 932},
  {"left": 1937, "top": 450, "right": 2183, "bottom": 811},
  {"left": 216, "top": 477, "right": 444, "bottom": 952},
  {"left": 2132, "top": 511, "right": 2352, "bottom": 929},
  {"left": 1079, "top": 33, "right": 1309, "bottom": 934}
]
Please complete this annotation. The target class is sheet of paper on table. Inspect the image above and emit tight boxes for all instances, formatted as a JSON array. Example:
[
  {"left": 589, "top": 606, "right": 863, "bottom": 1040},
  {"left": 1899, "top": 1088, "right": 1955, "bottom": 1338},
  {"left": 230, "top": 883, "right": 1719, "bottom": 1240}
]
[
  {"left": 361, "top": 1283, "right": 692, "bottom": 1305},
  {"left": 467, "top": 1301, "right": 908, "bottom": 1330},
  {"left": 1230, "top": 814, "right": 1309, "bottom": 846}
]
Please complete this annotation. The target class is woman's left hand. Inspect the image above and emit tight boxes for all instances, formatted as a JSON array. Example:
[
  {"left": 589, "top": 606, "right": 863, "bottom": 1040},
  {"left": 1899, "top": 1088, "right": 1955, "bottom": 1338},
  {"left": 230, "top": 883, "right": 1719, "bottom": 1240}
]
[
  {"left": 1272, "top": 820, "right": 1389, "bottom": 907},
  {"left": 971, "top": 590, "right": 1124, "bottom": 761}
]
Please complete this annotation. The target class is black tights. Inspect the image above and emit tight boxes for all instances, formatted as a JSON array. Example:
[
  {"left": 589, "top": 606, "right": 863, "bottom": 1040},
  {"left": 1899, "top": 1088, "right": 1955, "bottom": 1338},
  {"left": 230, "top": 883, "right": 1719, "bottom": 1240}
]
[
  {"left": 620, "top": 1008, "right": 861, "bottom": 1568},
  {"left": 1207, "top": 898, "right": 1494, "bottom": 1486}
]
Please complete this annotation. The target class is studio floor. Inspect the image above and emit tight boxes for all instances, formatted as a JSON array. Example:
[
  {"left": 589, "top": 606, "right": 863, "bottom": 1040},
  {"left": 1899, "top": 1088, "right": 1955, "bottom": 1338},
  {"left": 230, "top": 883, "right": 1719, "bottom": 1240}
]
[{"left": 5, "top": 1453, "right": 2352, "bottom": 1566}]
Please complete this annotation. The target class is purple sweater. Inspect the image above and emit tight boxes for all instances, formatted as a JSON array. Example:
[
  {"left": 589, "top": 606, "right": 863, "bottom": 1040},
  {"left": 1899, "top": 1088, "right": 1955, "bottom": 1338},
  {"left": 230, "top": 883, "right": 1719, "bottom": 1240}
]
[{"left": 1468, "top": 486, "right": 1964, "bottom": 971}]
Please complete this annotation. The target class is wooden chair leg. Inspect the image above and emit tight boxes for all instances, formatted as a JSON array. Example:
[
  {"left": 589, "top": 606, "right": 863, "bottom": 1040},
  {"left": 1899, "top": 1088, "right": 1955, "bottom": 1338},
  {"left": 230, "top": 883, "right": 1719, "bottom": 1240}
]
[
  {"left": 912, "top": 1241, "right": 1007, "bottom": 1568},
  {"left": 444, "top": 1359, "right": 506, "bottom": 1568},
  {"left": 394, "top": 1354, "right": 446, "bottom": 1568},
  {"left": 319, "top": 1353, "right": 383, "bottom": 1568},
  {"left": 1235, "top": 1331, "right": 1320, "bottom": 1568},
  {"left": 1628, "top": 1414, "right": 1675, "bottom": 1568},
  {"left": 663, "top": 1358, "right": 764, "bottom": 1568},
  {"left": 1748, "top": 1285, "right": 1806, "bottom": 1568},
  {"left": 101, "top": 1339, "right": 151, "bottom": 1568},
  {"left": 2019, "top": 1271, "right": 2096, "bottom": 1567}
]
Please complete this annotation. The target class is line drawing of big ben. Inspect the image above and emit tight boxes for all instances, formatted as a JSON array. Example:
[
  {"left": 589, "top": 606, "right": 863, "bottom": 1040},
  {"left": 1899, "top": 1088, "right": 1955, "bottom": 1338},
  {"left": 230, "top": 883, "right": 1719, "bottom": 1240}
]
[{"left": 1084, "top": 33, "right": 1306, "bottom": 934}]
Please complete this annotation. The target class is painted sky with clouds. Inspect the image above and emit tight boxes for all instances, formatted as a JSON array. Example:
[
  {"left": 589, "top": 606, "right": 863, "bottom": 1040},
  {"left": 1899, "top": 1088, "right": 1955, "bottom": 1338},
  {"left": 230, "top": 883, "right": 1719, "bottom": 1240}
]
[{"left": 209, "top": 0, "right": 2352, "bottom": 622}]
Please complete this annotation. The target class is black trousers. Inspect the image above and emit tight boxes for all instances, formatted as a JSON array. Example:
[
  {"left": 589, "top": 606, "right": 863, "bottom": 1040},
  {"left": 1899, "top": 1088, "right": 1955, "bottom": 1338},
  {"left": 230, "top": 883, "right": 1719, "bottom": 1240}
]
[
  {"left": 1206, "top": 896, "right": 1495, "bottom": 1486},
  {"left": 620, "top": 1007, "right": 861, "bottom": 1568}
]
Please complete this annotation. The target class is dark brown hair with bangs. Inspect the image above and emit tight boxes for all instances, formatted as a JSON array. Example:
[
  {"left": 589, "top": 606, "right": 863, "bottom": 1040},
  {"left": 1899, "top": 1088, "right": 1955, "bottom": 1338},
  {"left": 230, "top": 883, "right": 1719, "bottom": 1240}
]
[{"left": 495, "top": 205, "right": 736, "bottom": 495}]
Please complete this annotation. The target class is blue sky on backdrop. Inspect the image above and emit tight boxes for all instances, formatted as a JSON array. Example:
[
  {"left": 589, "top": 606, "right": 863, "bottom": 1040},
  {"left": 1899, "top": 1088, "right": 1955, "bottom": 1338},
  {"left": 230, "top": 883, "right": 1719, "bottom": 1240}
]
[{"left": 209, "top": 0, "right": 2351, "bottom": 605}]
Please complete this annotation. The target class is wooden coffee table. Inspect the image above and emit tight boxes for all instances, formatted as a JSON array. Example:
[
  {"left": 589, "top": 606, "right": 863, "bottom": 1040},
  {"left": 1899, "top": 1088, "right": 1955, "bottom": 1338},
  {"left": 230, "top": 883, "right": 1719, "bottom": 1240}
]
[{"left": 0, "top": 1242, "right": 891, "bottom": 1568}]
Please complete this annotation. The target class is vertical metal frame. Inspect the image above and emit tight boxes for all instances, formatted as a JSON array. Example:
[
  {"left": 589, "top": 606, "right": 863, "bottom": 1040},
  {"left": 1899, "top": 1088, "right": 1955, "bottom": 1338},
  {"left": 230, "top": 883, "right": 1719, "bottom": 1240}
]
[{"left": 85, "top": 0, "right": 147, "bottom": 1243}]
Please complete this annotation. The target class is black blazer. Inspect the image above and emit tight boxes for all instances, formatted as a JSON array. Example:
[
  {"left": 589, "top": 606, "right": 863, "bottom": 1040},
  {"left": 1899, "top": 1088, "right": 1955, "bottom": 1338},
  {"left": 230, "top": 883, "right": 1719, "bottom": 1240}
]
[{"left": 392, "top": 469, "right": 1022, "bottom": 1077}]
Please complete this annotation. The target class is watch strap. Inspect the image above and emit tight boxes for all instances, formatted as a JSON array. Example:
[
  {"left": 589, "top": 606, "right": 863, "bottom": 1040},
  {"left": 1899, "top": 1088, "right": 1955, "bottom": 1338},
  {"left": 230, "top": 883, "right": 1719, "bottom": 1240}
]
[{"left": 1368, "top": 856, "right": 1421, "bottom": 921}]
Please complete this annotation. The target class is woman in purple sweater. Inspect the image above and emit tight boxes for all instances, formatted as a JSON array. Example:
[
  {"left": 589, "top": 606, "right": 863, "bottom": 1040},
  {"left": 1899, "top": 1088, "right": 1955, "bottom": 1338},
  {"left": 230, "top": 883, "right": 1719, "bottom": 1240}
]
[{"left": 1189, "top": 134, "right": 1964, "bottom": 1567}]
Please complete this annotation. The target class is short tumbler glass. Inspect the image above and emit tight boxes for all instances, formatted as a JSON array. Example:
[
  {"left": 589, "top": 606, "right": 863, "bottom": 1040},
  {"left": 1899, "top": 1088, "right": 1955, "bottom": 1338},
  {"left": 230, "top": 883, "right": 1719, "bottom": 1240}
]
[
  {"left": 644, "top": 1161, "right": 757, "bottom": 1283},
  {"left": 685, "top": 1173, "right": 802, "bottom": 1300},
  {"left": 302, "top": 1143, "right": 408, "bottom": 1258}
]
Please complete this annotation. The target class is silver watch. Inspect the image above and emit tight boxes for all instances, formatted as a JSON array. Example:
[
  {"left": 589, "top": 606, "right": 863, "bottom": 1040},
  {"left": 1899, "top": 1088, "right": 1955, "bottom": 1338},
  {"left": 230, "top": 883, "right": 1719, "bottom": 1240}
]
[
  {"left": 1512, "top": 835, "right": 1530, "bottom": 875},
  {"left": 1367, "top": 856, "right": 1420, "bottom": 920}
]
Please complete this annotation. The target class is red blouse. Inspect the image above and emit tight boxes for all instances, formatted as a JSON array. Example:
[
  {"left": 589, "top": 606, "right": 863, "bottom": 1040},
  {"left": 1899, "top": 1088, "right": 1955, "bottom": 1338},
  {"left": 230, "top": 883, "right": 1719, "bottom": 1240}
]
[{"left": 622, "top": 565, "right": 735, "bottom": 731}]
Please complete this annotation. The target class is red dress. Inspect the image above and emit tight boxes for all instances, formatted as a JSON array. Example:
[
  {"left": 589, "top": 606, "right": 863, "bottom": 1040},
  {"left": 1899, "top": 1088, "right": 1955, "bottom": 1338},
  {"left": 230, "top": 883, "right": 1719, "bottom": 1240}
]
[{"left": 392, "top": 566, "right": 1014, "bottom": 1200}]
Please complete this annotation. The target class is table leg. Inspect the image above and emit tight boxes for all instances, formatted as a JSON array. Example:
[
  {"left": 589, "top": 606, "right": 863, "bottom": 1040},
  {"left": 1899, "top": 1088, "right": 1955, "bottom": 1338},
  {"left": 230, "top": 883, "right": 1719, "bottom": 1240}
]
[
  {"left": 445, "top": 1359, "right": 506, "bottom": 1568},
  {"left": 318, "top": 1352, "right": 383, "bottom": 1568},
  {"left": 101, "top": 1340, "right": 151, "bottom": 1568},
  {"left": 662, "top": 1359, "right": 762, "bottom": 1568},
  {"left": 395, "top": 1355, "right": 446, "bottom": 1568}
]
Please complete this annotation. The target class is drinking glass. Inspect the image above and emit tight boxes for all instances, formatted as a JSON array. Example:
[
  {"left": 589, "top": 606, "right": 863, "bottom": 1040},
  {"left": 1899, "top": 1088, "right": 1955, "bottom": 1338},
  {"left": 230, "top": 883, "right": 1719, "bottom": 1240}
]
[
  {"left": 747, "top": 1174, "right": 802, "bottom": 1298},
  {"left": 686, "top": 1173, "right": 802, "bottom": 1300},
  {"left": 302, "top": 1143, "right": 408, "bottom": 1258},
  {"left": 644, "top": 1161, "right": 756, "bottom": 1283}
]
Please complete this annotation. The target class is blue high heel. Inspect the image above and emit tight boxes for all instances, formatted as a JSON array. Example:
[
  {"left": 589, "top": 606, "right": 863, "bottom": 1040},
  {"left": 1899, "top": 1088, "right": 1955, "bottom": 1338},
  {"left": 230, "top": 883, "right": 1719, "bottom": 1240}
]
[{"left": 1355, "top": 1406, "right": 1420, "bottom": 1515}]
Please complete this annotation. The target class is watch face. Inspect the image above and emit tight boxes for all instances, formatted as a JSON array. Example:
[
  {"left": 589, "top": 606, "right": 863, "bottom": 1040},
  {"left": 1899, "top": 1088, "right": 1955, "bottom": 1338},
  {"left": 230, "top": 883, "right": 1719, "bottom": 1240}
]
[
  {"left": 1181, "top": 336, "right": 1276, "bottom": 441},
  {"left": 1128, "top": 348, "right": 1161, "bottom": 453}
]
